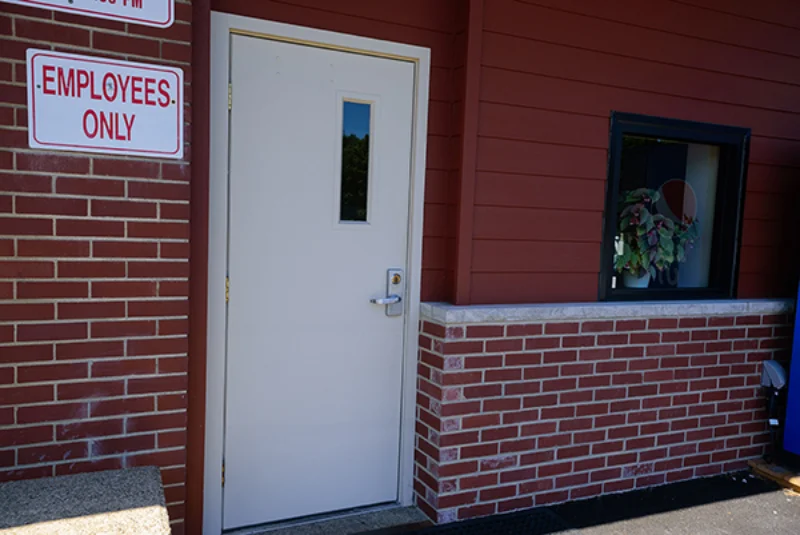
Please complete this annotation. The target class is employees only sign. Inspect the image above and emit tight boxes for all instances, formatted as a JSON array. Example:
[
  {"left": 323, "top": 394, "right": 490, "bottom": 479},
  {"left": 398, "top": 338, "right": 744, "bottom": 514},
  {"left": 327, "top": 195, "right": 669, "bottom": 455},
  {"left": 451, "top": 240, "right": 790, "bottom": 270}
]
[
  {"left": 0, "top": 0, "right": 174, "bottom": 28},
  {"left": 27, "top": 49, "right": 184, "bottom": 159}
]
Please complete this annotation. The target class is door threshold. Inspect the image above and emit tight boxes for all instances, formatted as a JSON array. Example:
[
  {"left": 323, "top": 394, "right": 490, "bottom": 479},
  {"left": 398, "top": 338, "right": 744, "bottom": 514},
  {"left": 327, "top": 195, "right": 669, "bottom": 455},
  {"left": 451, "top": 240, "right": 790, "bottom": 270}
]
[{"left": 224, "top": 504, "right": 431, "bottom": 535}]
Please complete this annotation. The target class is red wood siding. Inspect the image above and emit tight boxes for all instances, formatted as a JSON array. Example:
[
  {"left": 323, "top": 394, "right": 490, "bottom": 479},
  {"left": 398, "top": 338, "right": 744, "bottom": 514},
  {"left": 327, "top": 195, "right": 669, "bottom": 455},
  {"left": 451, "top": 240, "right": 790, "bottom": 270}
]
[
  {"left": 470, "top": 0, "right": 800, "bottom": 304},
  {"left": 211, "top": 0, "right": 467, "bottom": 302}
]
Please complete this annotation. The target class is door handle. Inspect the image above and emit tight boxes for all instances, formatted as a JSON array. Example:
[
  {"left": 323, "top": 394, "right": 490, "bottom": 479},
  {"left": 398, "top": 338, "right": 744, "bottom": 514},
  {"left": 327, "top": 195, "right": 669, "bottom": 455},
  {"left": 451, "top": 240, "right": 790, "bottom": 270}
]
[
  {"left": 372, "top": 269, "right": 405, "bottom": 316},
  {"left": 370, "top": 295, "right": 402, "bottom": 305}
]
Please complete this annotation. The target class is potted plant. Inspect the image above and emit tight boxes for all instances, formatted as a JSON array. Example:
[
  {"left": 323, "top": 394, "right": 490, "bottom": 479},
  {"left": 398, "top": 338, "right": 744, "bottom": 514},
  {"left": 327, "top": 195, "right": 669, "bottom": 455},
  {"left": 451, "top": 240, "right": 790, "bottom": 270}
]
[{"left": 614, "top": 188, "right": 698, "bottom": 289}]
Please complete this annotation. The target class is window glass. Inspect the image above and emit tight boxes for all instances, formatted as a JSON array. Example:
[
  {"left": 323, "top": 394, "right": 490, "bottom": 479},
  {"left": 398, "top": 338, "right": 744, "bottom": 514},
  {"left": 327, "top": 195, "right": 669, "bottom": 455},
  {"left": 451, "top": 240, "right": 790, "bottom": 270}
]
[
  {"left": 614, "top": 136, "right": 720, "bottom": 290},
  {"left": 340, "top": 101, "right": 371, "bottom": 222}
]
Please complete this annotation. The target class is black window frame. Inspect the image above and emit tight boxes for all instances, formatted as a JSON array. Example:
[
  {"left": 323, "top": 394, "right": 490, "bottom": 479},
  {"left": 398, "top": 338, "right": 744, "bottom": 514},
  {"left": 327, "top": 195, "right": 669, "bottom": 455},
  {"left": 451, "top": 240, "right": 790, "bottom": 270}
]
[{"left": 599, "top": 112, "right": 750, "bottom": 301}]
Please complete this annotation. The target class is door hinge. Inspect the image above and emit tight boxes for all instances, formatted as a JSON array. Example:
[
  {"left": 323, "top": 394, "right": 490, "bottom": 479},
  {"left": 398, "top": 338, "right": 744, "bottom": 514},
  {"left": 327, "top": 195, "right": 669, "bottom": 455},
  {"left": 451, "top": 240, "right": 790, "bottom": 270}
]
[
  {"left": 228, "top": 83, "right": 233, "bottom": 110},
  {"left": 221, "top": 460, "right": 225, "bottom": 487},
  {"left": 225, "top": 277, "right": 230, "bottom": 303}
]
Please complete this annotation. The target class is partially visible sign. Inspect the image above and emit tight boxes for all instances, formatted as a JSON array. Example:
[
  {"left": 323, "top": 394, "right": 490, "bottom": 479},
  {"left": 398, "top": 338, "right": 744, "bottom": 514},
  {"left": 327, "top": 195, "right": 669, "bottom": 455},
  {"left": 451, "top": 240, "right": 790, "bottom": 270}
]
[
  {"left": 1, "top": 0, "right": 174, "bottom": 28},
  {"left": 27, "top": 49, "right": 184, "bottom": 159}
]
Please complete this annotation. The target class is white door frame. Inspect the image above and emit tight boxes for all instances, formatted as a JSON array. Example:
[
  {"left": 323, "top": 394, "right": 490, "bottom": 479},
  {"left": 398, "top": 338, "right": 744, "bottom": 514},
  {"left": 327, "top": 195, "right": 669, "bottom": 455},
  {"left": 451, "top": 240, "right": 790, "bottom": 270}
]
[{"left": 204, "top": 12, "right": 430, "bottom": 534}]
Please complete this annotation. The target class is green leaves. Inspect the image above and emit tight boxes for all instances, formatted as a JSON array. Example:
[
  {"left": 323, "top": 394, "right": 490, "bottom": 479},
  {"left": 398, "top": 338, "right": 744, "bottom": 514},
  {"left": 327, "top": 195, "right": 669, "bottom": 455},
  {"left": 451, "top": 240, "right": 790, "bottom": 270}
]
[{"left": 614, "top": 187, "right": 699, "bottom": 277}]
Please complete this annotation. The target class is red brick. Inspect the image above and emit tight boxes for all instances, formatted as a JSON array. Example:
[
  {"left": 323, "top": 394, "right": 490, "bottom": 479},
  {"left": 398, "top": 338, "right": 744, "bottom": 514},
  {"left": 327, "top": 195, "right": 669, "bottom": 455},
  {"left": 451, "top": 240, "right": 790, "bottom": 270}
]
[
  {"left": 92, "top": 241, "right": 158, "bottom": 258},
  {"left": 0, "top": 425, "right": 54, "bottom": 446},
  {"left": 506, "top": 324, "right": 543, "bottom": 337},
  {"left": 91, "top": 320, "right": 156, "bottom": 339},
  {"left": 129, "top": 181, "right": 189, "bottom": 201},
  {"left": 92, "top": 358, "right": 156, "bottom": 378},
  {"left": 128, "top": 337, "right": 187, "bottom": 357},
  {"left": 18, "top": 442, "right": 88, "bottom": 465},
  {"left": 486, "top": 339, "right": 522, "bottom": 352},
  {"left": 464, "top": 355, "right": 503, "bottom": 369},
  {"left": 0, "top": 384, "right": 53, "bottom": 405},
  {"left": 0, "top": 303, "right": 54, "bottom": 321},
  {"left": 58, "top": 301, "right": 126, "bottom": 320},
  {"left": 18, "top": 282, "right": 88, "bottom": 300},
  {"left": 649, "top": 318, "right": 678, "bottom": 329},
  {"left": 18, "top": 402, "right": 88, "bottom": 423},
  {"left": 735, "top": 315, "right": 761, "bottom": 326},
  {"left": 598, "top": 334, "right": 628, "bottom": 346},
  {"left": 128, "top": 261, "right": 189, "bottom": 279},
  {"left": 128, "top": 375, "right": 187, "bottom": 395},
  {"left": 0, "top": 260, "right": 54, "bottom": 278},
  {"left": 56, "top": 177, "right": 125, "bottom": 197},
  {"left": 93, "top": 434, "right": 155, "bottom": 456},
  {"left": 441, "top": 341, "right": 483, "bottom": 355},
  {"left": 17, "top": 361, "right": 88, "bottom": 383},
  {"left": 92, "top": 281, "right": 157, "bottom": 298},
  {"left": 437, "top": 491, "right": 477, "bottom": 509},
  {"left": 545, "top": 322, "right": 579, "bottom": 334},
  {"left": 129, "top": 221, "right": 189, "bottom": 239},
  {"left": 16, "top": 153, "right": 89, "bottom": 174},
  {"left": 18, "top": 240, "right": 89, "bottom": 258},
  {"left": 0, "top": 344, "right": 53, "bottom": 364},
  {"left": 16, "top": 196, "right": 87, "bottom": 216},
  {"left": 57, "top": 340, "right": 124, "bottom": 360},
  {"left": 679, "top": 317, "right": 707, "bottom": 328},
  {"left": 616, "top": 320, "right": 646, "bottom": 331},
  {"left": 56, "top": 219, "right": 125, "bottom": 238},
  {"left": 90, "top": 396, "right": 154, "bottom": 417},
  {"left": 582, "top": 320, "right": 614, "bottom": 333},
  {"left": 17, "top": 322, "right": 88, "bottom": 342},
  {"left": 0, "top": 173, "right": 51, "bottom": 193}
]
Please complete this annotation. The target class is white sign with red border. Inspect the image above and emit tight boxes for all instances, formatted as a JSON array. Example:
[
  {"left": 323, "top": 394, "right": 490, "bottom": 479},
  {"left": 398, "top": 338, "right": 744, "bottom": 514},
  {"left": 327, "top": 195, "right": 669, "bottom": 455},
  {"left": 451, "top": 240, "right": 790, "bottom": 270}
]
[
  {"left": 27, "top": 49, "right": 184, "bottom": 160},
  {"left": 1, "top": 0, "right": 174, "bottom": 28}
]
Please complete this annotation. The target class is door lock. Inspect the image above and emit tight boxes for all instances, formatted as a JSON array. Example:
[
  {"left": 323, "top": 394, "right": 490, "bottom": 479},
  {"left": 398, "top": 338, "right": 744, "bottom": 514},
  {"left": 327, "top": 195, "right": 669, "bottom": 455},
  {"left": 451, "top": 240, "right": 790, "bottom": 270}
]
[{"left": 370, "top": 268, "right": 405, "bottom": 317}]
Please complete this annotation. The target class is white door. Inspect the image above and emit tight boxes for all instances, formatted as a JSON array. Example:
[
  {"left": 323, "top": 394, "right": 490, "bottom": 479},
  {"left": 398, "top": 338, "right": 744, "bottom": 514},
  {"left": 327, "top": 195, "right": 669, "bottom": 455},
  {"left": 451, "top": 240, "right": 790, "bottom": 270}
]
[{"left": 223, "top": 34, "right": 415, "bottom": 530}]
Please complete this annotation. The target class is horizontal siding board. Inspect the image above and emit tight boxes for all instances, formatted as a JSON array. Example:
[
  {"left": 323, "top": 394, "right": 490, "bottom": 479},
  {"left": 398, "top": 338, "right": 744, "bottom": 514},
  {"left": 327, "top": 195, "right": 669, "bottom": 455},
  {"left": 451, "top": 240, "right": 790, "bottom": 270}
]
[
  {"left": 747, "top": 164, "right": 800, "bottom": 193},
  {"left": 485, "top": 0, "right": 800, "bottom": 85},
  {"left": 518, "top": 0, "right": 800, "bottom": 58},
  {"left": 471, "top": 273, "right": 599, "bottom": 304},
  {"left": 742, "top": 192, "right": 795, "bottom": 222},
  {"left": 476, "top": 138, "right": 606, "bottom": 179},
  {"left": 679, "top": 0, "right": 800, "bottom": 31},
  {"left": 473, "top": 206, "right": 603, "bottom": 242},
  {"left": 480, "top": 67, "right": 800, "bottom": 141},
  {"left": 741, "top": 220, "right": 791, "bottom": 247},
  {"left": 478, "top": 102, "right": 609, "bottom": 149},
  {"left": 482, "top": 32, "right": 800, "bottom": 115},
  {"left": 474, "top": 173, "right": 606, "bottom": 212},
  {"left": 472, "top": 240, "right": 601, "bottom": 273},
  {"left": 486, "top": 0, "right": 800, "bottom": 86}
]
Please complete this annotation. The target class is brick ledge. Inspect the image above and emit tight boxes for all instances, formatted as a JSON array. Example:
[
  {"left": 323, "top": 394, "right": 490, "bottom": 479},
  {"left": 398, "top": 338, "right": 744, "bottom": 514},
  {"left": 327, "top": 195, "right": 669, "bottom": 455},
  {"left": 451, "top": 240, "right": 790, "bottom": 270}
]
[{"left": 421, "top": 299, "right": 794, "bottom": 324}]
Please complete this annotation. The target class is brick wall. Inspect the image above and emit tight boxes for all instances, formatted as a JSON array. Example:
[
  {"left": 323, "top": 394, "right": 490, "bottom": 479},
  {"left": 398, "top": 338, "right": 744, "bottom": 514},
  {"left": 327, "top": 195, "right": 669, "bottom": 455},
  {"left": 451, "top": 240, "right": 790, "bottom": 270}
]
[
  {"left": 414, "top": 302, "right": 793, "bottom": 523},
  {"left": 0, "top": 2, "right": 192, "bottom": 531}
]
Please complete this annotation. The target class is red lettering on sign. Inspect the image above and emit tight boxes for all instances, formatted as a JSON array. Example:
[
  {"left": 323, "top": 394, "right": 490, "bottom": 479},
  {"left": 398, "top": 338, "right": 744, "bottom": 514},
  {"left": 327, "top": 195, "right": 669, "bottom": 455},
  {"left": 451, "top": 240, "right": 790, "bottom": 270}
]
[
  {"left": 89, "top": 72, "right": 102, "bottom": 101},
  {"left": 42, "top": 65, "right": 56, "bottom": 95},
  {"left": 130, "top": 76, "right": 143, "bottom": 105},
  {"left": 144, "top": 77, "right": 156, "bottom": 106},
  {"left": 102, "top": 72, "right": 118, "bottom": 101},
  {"left": 116, "top": 74, "right": 130, "bottom": 103},
  {"left": 123, "top": 114, "right": 136, "bottom": 140},
  {"left": 57, "top": 67, "right": 75, "bottom": 97},
  {"left": 157, "top": 79, "right": 170, "bottom": 108},
  {"left": 76, "top": 69, "right": 90, "bottom": 97},
  {"left": 83, "top": 109, "right": 98, "bottom": 139}
]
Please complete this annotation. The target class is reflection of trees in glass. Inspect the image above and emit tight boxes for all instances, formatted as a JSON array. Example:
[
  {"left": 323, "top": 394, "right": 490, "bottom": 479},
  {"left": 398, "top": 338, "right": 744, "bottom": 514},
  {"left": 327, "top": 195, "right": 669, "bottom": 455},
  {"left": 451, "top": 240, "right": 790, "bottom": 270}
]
[{"left": 340, "top": 133, "right": 369, "bottom": 221}]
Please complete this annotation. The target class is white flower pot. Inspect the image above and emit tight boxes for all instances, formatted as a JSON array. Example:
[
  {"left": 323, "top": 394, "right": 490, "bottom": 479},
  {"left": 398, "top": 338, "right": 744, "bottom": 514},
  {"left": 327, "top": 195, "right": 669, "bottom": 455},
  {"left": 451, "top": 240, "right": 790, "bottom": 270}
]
[{"left": 623, "top": 271, "right": 651, "bottom": 288}]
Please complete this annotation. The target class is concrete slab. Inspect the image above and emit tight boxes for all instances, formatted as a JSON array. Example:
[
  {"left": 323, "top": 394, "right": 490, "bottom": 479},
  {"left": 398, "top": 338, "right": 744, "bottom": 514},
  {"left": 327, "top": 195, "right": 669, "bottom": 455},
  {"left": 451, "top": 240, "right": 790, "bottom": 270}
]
[{"left": 0, "top": 466, "right": 170, "bottom": 535}]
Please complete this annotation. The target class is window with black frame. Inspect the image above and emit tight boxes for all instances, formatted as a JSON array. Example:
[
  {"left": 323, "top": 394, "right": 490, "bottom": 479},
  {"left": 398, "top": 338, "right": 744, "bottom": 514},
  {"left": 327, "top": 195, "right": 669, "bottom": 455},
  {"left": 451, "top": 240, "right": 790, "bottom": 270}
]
[{"left": 599, "top": 113, "right": 750, "bottom": 301}]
